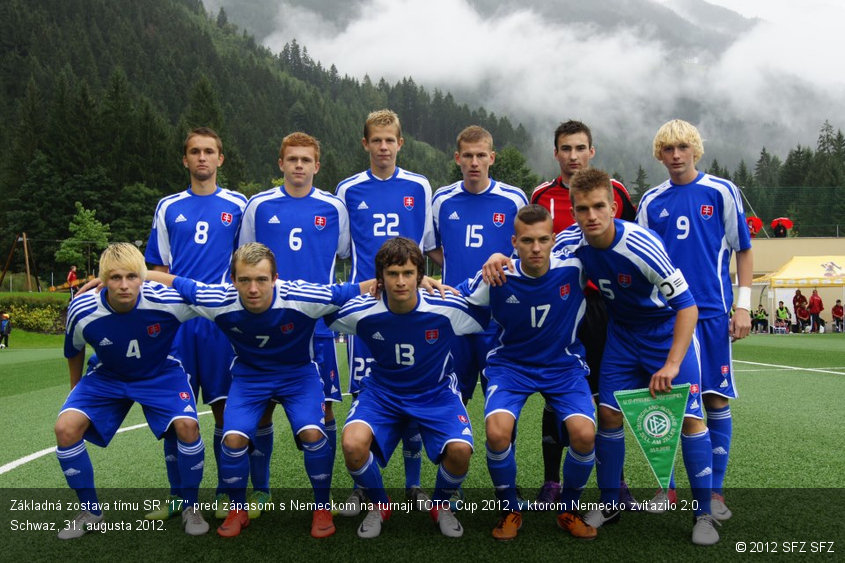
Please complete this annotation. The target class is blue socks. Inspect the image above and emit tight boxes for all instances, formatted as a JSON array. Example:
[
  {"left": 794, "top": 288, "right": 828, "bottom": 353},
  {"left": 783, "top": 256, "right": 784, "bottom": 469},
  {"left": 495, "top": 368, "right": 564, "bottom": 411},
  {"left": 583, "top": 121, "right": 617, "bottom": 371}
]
[
  {"left": 433, "top": 464, "right": 465, "bottom": 503},
  {"left": 220, "top": 442, "right": 249, "bottom": 505},
  {"left": 682, "top": 430, "right": 713, "bottom": 516},
  {"left": 595, "top": 426, "right": 625, "bottom": 505},
  {"left": 486, "top": 444, "right": 518, "bottom": 510},
  {"left": 56, "top": 440, "right": 101, "bottom": 515},
  {"left": 302, "top": 436, "right": 333, "bottom": 505},
  {"left": 560, "top": 447, "right": 595, "bottom": 512},
  {"left": 163, "top": 434, "right": 181, "bottom": 497},
  {"left": 213, "top": 426, "right": 224, "bottom": 496},
  {"left": 402, "top": 424, "right": 423, "bottom": 489},
  {"left": 349, "top": 452, "right": 389, "bottom": 505},
  {"left": 707, "top": 405, "right": 732, "bottom": 493},
  {"left": 250, "top": 424, "right": 273, "bottom": 493},
  {"left": 177, "top": 437, "right": 205, "bottom": 506}
]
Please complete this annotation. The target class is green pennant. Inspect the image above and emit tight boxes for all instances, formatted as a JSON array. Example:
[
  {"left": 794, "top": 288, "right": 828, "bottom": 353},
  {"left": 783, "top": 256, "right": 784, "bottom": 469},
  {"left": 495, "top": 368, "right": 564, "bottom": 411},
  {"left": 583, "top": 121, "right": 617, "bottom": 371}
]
[{"left": 614, "top": 384, "right": 690, "bottom": 490}]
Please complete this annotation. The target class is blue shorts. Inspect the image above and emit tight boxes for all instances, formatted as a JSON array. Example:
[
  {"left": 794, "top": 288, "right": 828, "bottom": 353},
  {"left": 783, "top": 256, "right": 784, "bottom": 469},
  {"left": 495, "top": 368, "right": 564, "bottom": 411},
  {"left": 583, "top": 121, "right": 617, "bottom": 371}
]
[
  {"left": 599, "top": 320, "right": 704, "bottom": 418},
  {"left": 59, "top": 362, "right": 198, "bottom": 447},
  {"left": 224, "top": 365, "right": 326, "bottom": 446},
  {"left": 314, "top": 334, "right": 342, "bottom": 403},
  {"left": 174, "top": 317, "right": 233, "bottom": 404},
  {"left": 451, "top": 331, "right": 498, "bottom": 401},
  {"left": 696, "top": 315, "right": 737, "bottom": 398},
  {"left": 484, "top": 364, "right": 595, "bottom": 431},
  {"left": 347, "top": 335, "right": 375, "bottom": 395},
  {"left": 344, "top": 382, "right": 474, "bottom": 467}
]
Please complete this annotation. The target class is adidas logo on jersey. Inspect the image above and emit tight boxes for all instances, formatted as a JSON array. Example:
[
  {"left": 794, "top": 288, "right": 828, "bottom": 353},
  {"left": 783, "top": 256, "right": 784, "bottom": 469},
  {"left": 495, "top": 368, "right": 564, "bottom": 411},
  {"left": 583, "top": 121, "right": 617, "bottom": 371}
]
[
  {"left": 719, "top": 379, "right": 729, "bottom": 388},
  {"left": 98, "top": 337, "right": 113, "bottom": 346},
  {"left": 191, "top": 460, "right": 204, "bottom": 471},
  {"left": 659, "top": 209, "right": 669, "bottom": 218},
  {"left": 269, "top": 215, "right": 280, "bottom": 224},
  {"left": 175, "top": 214, "right": 188, "bottom": 223},
  {"left": 712, "top": 446, "right": 728, "bottom": 455},
  {"left": 690, "top": 399, "right": 699, "bottom": 410},
  {"left": 449, "top": 211, "right": 460, "bottom": 220},
  {"left": 331, "top": 386, "right": 338, "bottom": 393},
  {"left": 372, "top": 331, "right": 385, "bottom": 341},
  {"left": 183, "top": 405, "right": 195, "bottom": 413},
  {"left": 505, "top": 295, "right": 520, "bottom": 304},
  {"left": 462, "top": 427, "right": 472, "bottom": 436},
  {"left": 695, "top": 467, "right": 713, "bottom": 478},
  {"left": 357, "top": 201, "right": 369, "bottom": 210},
  {"left": 63, "top": 468, "right": 81, "bottom": 477}
]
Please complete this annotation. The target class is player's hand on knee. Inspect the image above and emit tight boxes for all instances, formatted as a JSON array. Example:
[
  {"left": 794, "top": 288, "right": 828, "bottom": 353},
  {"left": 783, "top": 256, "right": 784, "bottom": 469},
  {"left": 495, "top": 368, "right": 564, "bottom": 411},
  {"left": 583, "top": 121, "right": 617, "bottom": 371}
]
[{"left": 481, "top": 253, "right": 513, "bottom": 286}]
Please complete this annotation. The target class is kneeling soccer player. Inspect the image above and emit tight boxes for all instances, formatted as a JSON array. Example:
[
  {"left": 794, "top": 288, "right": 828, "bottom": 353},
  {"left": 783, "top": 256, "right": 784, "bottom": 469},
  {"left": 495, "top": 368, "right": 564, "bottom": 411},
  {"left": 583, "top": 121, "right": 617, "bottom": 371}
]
[
  {"left": 55, "top": 243, "right": 207, "bottom": 539},
  {"left": 148, "top": 242, "right": 372, "bottom": 539},
  {"left": 328, "top": 237, "right": 487, "bottom": 538},
  {"left": 468, "top": 204, "right": 597, "bottom": 541}
]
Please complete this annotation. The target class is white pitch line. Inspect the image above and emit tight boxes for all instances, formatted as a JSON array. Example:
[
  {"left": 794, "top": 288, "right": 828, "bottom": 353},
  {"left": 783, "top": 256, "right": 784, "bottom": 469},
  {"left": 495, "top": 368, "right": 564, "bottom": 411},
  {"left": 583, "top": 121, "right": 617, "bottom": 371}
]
[
  {"left": 0, "top": 410, "right": 213, "bottom": 475},
  {"left": 734, "top": 360, "right": 845, "bottom": 376}
]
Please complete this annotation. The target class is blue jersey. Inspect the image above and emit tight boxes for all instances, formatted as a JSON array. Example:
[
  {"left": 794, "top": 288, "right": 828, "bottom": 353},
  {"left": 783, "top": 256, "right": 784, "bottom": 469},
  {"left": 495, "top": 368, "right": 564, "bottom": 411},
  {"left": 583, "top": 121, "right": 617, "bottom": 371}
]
[
  {"left": 64, "top": 283, "right": 196, "bottom": 380},
  {"left": 459, "top": 253, "right": 588, "bottom": 374},
  {"left": 145, "top": 187, "right": 247, "bottom": 283},
  {"left": 335, "top": 167, "right": 435, "bottom": 282},
  {"left": 432, "top": 180, "right": 527, "bottom": 286},
  {"left": 555, "top": 221, "right": 695, "bottom": 329},
  {"left": 327, "top": 291, "right": 487, "bottom": 394},
  {"left": 238, "top": 186, "right": 350, "bottom": 283},
  {"left": 172, "top": 277, "right": 358, "bottom": 375},
  {"left": 636, "top": 172, "right": 751, "bottom": 319}
]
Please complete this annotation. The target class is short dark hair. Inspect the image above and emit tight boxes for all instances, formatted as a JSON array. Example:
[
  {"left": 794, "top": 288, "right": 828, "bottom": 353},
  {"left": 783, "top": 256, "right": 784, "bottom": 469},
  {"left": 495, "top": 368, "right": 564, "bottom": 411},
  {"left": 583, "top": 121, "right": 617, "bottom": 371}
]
[
  {"left": 375, "top": 237, "right": 424, "bottom": 284},
  {"left": 184, "top": 126, "right": 223, "bottom": 155},
  {"left": 554, "top": 120, "right": 592, "bottom": 149},
  {"left": 515, "top": 204, "right": 552, "bottom": 227}
]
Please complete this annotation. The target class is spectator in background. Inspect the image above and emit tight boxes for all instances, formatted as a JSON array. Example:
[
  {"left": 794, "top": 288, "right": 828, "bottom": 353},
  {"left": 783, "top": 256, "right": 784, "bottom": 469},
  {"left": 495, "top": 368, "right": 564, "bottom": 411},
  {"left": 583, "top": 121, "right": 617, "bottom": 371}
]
[
  {"left": 832, "top": 299, "right": 844, "bottom": 333},
  {"left": 0, "top": 313, "right": 10, "bottom": 348},
  {"left": 773, "top": 223, "right": 787, "bottom": 238},
  {"left": 775, "top": 301, "right": 791, "bottom": 334},
  {"left": 796, "top": 304, "right": 810, "bottom": 333},
  {"left": 792, "top": 290, "right": 807, "bottom": 315},
  {"left": 752, "top": 305, "right": 768, "bottom": 334},
  {"left": 808, "top": 289, "right": 824, "bottom": 333},
  {"left": 67, "top": 265, "right": 78, "bottom": 300}
]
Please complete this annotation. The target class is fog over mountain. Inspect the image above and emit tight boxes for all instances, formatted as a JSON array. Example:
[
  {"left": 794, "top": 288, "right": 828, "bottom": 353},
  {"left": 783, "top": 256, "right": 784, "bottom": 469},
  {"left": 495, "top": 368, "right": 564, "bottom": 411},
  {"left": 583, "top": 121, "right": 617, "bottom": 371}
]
[{"left": 208, "top": 0, "right": 845, "bottom": 183}]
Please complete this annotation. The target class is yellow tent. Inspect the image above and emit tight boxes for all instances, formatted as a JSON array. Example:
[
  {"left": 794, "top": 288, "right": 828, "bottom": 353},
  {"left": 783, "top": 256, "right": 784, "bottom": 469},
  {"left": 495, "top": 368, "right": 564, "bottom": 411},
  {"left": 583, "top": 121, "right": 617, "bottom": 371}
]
[{"left": 753, "top": 255, "right": 845, "bottom": 287}]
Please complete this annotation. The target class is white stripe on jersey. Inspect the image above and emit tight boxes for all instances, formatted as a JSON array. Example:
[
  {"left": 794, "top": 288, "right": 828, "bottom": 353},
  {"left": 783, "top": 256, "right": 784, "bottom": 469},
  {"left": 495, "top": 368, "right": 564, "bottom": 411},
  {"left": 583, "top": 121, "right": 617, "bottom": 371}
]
[
  {"left": 418, "top": 292, "right": 485, "bottom": 336},
  {"left": 150, "top": 191, "right": 192, "bottom": 267}
]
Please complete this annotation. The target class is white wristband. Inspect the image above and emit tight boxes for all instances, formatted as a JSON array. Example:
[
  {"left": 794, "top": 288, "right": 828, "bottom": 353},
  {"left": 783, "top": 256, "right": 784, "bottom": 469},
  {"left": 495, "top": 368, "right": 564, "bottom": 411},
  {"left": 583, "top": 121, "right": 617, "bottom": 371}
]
[{"left": 736, "top": 286, "right": 751, "bottom": 311}]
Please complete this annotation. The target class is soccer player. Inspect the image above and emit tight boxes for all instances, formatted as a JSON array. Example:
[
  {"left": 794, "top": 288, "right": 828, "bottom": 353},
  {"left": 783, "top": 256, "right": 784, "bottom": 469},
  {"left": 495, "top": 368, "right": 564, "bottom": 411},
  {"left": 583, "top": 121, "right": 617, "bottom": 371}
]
[
  {"left": 463, "top": 205, "right": 597, "bottom": 541},
  {"left": 147, "top": 243, "right": 372, "bottom": 538},
  {"left": 238, "top": 132, "right": 350, "bottom": 512},
  {"left": 531, "top": 120, "right": 636, "bottom": 505},
  {"left": 144, "top": 127, "right": 247, "bottom": 519},
  {"left": 429, "top": 125, "right": 528, "bottom": 402},
  {"left": 335, "top": 109, "right": 436, "bottom": 511},
  {"left": 563, "top": 168, "right": 718, "bottom": 545},
  {"left": 55, "top": 243, "right": 208, "bottom": 539},
  {"left": 637, "top": 119, "right": 753, "bottom": 519},
  {"left": 327, "top": 237, "right": 487, "bottom": 538}
]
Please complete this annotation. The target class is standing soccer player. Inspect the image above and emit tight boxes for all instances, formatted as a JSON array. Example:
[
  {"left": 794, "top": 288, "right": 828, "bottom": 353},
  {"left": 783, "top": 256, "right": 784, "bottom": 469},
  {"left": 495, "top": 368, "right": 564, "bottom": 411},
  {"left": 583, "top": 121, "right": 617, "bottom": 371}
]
[
  {"left": 531, "top": 120, "right": 636, "bottom": 505},
  {"left": 148, "top": 243, "right": 372, "bottom": 538},
  {"left": 637, "top": 119, "right": 753, "bottom": 519},
  {"left": 563, "top": 168, "right": 718, "bottom": 545},
  {"left": 335, "top": 110, "right": 436, "bottom": 511},
  {"left": 144, "top": 127, "right": 248, "bottom": 518},
  {"left": 55, "top": 243, "right": 208, "bottom": 538},
  {"left": 328, "top": 238, "right": 487, "bottom": 538},
  {"left": 238, "top": 132, "right": 350, "bottom": 513},
  {"left": 467, "top": 205, "right": 597, "bottom": 541},
  {"left": 430, "top": 125, "right": 527, "bottom": 402}
]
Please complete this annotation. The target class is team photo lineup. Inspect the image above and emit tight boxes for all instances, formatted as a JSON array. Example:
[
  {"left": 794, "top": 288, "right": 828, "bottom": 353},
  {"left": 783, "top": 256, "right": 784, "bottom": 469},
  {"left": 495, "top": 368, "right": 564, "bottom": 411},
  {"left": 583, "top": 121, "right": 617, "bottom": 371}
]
[{"left": 55, "top": 109, "right": 753, "bottom": 546}]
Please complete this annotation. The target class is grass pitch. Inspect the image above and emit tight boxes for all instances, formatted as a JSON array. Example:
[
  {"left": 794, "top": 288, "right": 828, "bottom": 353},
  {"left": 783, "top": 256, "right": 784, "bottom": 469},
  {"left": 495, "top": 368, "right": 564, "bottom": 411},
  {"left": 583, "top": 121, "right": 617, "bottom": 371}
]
[{"left": 1, "top": 331, "right": 843, "bottom": 561}]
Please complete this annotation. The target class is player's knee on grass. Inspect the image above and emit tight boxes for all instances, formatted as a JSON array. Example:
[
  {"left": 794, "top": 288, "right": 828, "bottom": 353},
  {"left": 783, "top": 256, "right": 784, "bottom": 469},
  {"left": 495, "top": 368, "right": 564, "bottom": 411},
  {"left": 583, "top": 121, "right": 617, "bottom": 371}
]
[
  {"left": 54, "top": 412, "right": 89, "bottom": 447},
  {"left": 442, "top": 442, "right": 472, "bottom": 474},
  {"left": 222, "top": 432, "right": 249, "bottom": 450},
  {"left": 597, "top": 406, "right": 623, "bottom": 430},
  {"left": 341, "top": 423, "right": 373, "bottom": 470},
  {"left": 298, "top": 428, "right": 323, "bottom": 443},
  {"left": 703, "top": 395, "right": 729, "bottom": 411},
  {"left": 172, "top": 418, "right": 200, "bottom": 442},
  {"left": 565, "top": 417, "right": 596, "bottom": 452},
  {"left": 485, "top": 413, "right": 515, "bottom": 452},
  {"left": 682, "top": 416, "right": 707, "bottom": 435}
]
